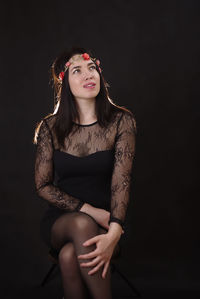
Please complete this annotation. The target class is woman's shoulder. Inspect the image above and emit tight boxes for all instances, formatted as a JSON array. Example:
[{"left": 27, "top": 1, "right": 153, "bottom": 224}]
[
  {"left": 43, "top": 113, "right": 57, "bottom": 128},
  {"left": 113, "top": 107, "right": 137, "bottom": 133},
  {"left": 113, "top": 107, "right": 136, "bottom": 123},
  {"left": 37, "top": 113, "right": 56, "bottom": 127},
  {"left": 35, "top": 114, "right": 56, "bottom": 137}
]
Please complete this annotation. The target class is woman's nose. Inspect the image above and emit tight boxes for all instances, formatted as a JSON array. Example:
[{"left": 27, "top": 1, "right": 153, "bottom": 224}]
[{"left": 83, "top": 70, "right": 93, "bottom": 80}]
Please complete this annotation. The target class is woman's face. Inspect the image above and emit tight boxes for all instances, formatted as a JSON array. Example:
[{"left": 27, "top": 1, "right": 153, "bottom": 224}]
[{"left": 68, "top": 54, "right": 100, "bottom": 101}]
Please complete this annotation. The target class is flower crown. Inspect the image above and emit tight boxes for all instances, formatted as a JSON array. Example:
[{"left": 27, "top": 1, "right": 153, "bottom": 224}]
[{"left": 58, "top": 52, "right": 102, "bottom": 81}]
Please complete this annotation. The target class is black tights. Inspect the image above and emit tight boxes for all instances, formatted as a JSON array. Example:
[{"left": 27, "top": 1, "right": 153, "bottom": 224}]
[{"left": 50, "top": 211, "right": 120, "bottom": 299}]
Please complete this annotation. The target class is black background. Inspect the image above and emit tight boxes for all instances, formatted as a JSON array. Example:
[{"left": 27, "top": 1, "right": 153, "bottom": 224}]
[{"left": 1, "top": 0, "right": 200, "bottom": 298}]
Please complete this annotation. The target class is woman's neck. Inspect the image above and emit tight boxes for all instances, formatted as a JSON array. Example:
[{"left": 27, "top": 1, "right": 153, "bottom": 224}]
[{"left": 74, "top": 98, "right": 97, "bottom": 124}]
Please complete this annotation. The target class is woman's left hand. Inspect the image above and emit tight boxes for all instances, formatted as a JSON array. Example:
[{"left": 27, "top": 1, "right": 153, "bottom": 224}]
[{"left": 77, "top": 233, "right": 119, "bottom": 279}]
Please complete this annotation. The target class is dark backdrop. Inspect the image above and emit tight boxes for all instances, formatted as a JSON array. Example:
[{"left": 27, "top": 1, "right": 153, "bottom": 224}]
[{"left": 1, "top": 1, "right": 199, "bottom": 298}]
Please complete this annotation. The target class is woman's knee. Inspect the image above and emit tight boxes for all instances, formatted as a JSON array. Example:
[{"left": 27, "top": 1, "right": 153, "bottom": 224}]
[
  {"left": 73, "top": 212, "right": 98, "bottom": 232},
  {"left": 59, "top": 242, "right": 76, "bottom": 266},
  {"left": 50, "top": 212, "right": 99, "bottom": 249}
]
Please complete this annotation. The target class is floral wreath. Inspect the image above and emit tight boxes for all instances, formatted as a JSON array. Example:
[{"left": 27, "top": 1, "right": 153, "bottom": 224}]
[{"left": 58, "top": 52, "right": 102, "bottom": 82}]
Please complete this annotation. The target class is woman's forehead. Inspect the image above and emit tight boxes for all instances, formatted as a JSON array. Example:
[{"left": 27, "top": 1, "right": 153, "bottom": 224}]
[{"left": 69, "top": 54, "right": 94, "bottom": 65}]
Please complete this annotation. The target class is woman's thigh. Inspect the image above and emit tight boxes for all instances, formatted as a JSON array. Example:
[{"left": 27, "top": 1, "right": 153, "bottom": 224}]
[
  {"left": 50, "top": 211, "right": 121, "bottom": 259},
  {"left": 50, "top": 211, "right": 101, "bottom": 250}
]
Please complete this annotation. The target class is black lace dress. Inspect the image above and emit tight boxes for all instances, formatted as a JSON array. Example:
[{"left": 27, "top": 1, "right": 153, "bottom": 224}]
[{"left": 34, "top": 110, "right": 136, "bottom": 248}]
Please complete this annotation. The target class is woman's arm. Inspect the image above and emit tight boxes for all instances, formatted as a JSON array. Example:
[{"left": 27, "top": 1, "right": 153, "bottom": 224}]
[
  {"left": 80, "top": 203, "right": 110, "bottom": 230},
  {"left": 108, "top": 111, "right": 136, "bottom": 235},
  {"left": 34, "top": 119, "right": 84, "bottom": 211}
]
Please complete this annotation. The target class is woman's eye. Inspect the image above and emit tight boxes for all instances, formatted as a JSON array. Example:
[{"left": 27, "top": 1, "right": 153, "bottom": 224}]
[
  {"left": 73, "top": 65, "right": 96, "bottom": 74},
  {"left": 73, "top": 69, "right": 80, "bottom": 74}
]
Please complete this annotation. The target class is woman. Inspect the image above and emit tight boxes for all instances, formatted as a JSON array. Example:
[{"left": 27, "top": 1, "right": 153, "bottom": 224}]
[{"left": 33, "top": 46, "right": 136, "bottom": 299}]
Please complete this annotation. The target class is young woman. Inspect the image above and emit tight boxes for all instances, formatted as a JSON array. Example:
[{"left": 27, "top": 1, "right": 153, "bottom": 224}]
[{"left": 33, "top": 47, "right": 136, "bottom": 299}]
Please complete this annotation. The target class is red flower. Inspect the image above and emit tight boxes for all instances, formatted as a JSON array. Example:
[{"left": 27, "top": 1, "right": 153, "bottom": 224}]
[
  {"left": 82, "top": 53, "right": 90, "bottom": 60},
  {"left": 65, "top": 61, "right": 71, "bottom": 67},
  {"left": 96, "top": 59, "right": 100, "bottom": 66},
  {"left": 59, "top": 71, "right": 65, "bottom": 80}
]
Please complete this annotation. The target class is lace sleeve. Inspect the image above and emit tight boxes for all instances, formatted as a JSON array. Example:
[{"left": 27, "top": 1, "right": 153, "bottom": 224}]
[
  {"left": 34, "top": 119, "right": 84, "bottom": 211},
  {"left": 109, "top": 112, "right": 136, "bottom": 229}
]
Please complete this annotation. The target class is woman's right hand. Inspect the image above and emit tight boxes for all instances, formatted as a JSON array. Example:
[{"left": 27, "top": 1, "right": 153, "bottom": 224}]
[
  {"left": 80, "top": 203, "right": 124, "bottom": 233},
  {"left": 92, "top": 207, "right": 110, "bottom": 230},
  {"left": 80, "top": 203, "right": 110, "bottom": 230}
]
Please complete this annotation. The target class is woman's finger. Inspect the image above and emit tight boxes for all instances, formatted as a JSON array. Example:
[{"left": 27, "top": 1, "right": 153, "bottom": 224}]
[
  {"left": 78, "top": 249, "right": 98, "bottom": 260},
  {"left": 80, "top": 256, "right": 101, "bottom": 268},
  {"left": 83, "top": 235, "right": 100, "bottom": 246},
  {"left": 88, "top": 260, "right": 104, "bottom": 275},
  {"left": 102, "top": 260, "right": 110, "bottom": 279}
]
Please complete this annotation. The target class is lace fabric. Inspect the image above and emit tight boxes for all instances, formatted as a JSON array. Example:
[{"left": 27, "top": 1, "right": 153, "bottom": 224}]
[{"left": 34, "top": 110, "right": 136, "bottom": 227}]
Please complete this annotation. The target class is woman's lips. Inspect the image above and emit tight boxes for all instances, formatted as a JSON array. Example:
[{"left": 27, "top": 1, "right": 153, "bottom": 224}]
[
  {"left": 84, "top": 85, "right": 96, "bottom": 89},
  {"left": 83, "top": 82, "right": 96, "bottom": 89}
]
